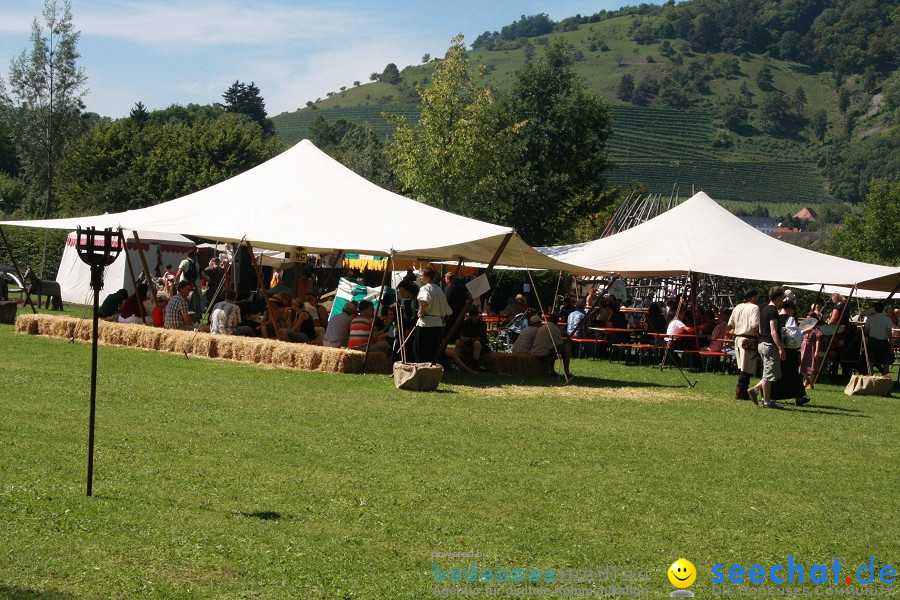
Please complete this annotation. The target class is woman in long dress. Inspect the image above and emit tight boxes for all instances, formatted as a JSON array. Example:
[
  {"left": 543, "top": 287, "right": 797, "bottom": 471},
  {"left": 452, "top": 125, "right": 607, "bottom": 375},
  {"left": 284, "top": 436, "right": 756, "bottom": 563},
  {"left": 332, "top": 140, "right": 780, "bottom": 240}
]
[{"left": 799, "top": 314, "right": 822, "bottom": 389}]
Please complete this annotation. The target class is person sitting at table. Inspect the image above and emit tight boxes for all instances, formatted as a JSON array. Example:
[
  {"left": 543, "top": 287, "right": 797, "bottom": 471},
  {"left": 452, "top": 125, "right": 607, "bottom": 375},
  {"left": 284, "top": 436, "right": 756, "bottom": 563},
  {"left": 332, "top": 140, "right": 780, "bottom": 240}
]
[
  {"left": 512, "top": 315, "right": 542, "bottom": 354},
  {"left": 323, "top": 301, "right": 358, "bottom": 348},
  {"left": 556, "top": 296, "right": 575, "bottom": 323},
  {"left": 531, "top": 314, "right": 573, "bottom": 381},
  {"left": 347, "top": 300, "right": 392, "bottom": 357},
  {"left": 502, "top": 294, "right": 528, "bottom": 319},
  {"left": 567, "top": 301, "right": 588, "bottom": 338},
  {"left": 704, "top": 308, "right": 734, "bottom": 357},
  {"left": 665, "top": 307, "right": 696, "bottom": 350},
  {"left": 641, "top": 303, "right": 667, "bottom": 342},
  {"left": 605, "top": 299, "right": 629, "bottom": 343}
]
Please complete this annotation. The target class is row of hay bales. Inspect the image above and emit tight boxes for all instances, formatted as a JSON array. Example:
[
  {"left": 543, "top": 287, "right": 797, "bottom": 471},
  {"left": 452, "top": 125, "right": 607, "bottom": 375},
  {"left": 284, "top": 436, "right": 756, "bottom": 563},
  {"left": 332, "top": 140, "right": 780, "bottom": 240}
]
[{"left": 15, "top": 314, "right": 390, "bottom": 374}]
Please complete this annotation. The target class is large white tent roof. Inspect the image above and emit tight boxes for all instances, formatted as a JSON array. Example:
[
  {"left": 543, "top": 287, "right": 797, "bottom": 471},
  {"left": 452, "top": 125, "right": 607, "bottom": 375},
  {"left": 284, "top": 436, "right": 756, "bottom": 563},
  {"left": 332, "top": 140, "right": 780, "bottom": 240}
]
[
  {"left": 0, "top": 140, "right": 589, "bottom": 273},
  {"left": 541, "top": 191, "right": 899, "bottom": 292}
]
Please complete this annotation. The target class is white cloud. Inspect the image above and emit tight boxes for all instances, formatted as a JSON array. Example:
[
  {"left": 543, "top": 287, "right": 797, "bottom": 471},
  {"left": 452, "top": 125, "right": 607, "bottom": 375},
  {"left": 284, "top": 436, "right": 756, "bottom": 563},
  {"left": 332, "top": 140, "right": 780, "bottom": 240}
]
[{"left": 76, "top": 0, "right": 367, "bottom": 48}]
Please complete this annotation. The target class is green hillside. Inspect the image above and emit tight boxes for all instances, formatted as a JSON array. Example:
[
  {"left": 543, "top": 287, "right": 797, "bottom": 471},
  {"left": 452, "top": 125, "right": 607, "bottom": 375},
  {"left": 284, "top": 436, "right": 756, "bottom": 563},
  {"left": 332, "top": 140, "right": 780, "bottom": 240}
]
[
  {"left": 273, "top": 7, "right": 894, "bottom": 213},
  {"left": 273, "top": 102, "right": 829, "bottom": 208}
]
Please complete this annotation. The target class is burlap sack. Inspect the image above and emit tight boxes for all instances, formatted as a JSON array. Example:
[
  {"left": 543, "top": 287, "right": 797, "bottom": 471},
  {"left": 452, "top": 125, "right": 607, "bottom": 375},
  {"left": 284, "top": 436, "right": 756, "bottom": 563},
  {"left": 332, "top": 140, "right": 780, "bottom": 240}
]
[
  {"left": 843, "top": 374, "right": 893, "bottom": 397},
  {"left": 393, "top": 362, "right": 444, "bottom": 391}
]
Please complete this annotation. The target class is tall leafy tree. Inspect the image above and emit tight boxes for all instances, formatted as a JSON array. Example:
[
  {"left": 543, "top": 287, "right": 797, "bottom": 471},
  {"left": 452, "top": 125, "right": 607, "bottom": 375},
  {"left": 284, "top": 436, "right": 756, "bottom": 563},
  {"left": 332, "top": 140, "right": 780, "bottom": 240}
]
[
  {"left": 0, "top": 0, "right": 87, "bottom": 273},
  {"left": 386, "top": 35, "right": 523, "bottom": 223},
  {"left": 219, "top": 80, "right": 274, "bottom": 137},
  {"left": 493, "top": 38, "right": 613, "bottom": 245},
  {"left": 825, "top": 180, "right": 900, "bottom": 265}
]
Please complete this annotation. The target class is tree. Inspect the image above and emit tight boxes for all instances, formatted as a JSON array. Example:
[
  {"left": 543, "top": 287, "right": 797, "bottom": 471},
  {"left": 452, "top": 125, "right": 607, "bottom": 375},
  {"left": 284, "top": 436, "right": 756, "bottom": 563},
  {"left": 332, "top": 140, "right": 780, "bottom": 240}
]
[
  {"left": 386, "top": 35, "right": 522, "bottom": 222},
  {"left": 721, "top": 94, "right": 749, "bottom": 131},
  {"left": 755, "top": 62, "right": 774, "bottom": 91},
  {"left": 369, "top": 72, "right": 380, "bottom": 82},
  {"left": 0, "top": 0, "right": 88, "bottom": 274},
  {"left": 810, "top": 108, "right": 827, "bottom": 141},
  {"left": 617, "top": 73, "right": 635, "bottom": 102},
  {"left": 57, "top": 108, "right": 284, "bottom": 216},
  {"left": 129, "top": 101, "right": 149, "bottom": 129},
  {"left": 492, "top": 38, "right": 613, "bottom": 245},
  {"left": 421, "top": 53, "right": 431, "bottom": 64},
  {"left": 760, "top": 90, "right": 791, "bottom": 133},
  {"left": 219, "top": 80, "right": 274, "bottom": 137},
  {"left": 792, "top": 86, "right": 807, "bottom": 116},
  {"left": 632, "top": 76, "right": 659, "bottom": 104},
  {"left": 381, "top": 63, "right": 401, "bottom": 85},
  {"left": 825, "top": 180, "right": 900, "bottom": 265}
]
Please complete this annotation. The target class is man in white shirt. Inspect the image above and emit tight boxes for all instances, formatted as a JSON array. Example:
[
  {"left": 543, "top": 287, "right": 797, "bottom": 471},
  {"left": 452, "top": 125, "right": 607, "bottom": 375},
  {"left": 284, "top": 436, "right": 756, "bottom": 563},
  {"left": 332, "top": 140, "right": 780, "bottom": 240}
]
[
  {"left": 864, "top": 301, "right": 894, "bottom": 375},
  {"left": 210, "top": 289, "right": 241, "bottom": 335},
  {"left": 415, "top": 268, "right": 451, "bottom": 362},
  {"left": 728, "top": 288, "right": 760, "bottom": 400}
]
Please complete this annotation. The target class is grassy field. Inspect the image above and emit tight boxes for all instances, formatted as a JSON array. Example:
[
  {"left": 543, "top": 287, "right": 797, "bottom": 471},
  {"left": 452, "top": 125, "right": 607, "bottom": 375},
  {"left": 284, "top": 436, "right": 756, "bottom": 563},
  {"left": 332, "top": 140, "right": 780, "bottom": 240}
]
[{"left": 1, "top": 321, "right": 898, "bottom": 599}]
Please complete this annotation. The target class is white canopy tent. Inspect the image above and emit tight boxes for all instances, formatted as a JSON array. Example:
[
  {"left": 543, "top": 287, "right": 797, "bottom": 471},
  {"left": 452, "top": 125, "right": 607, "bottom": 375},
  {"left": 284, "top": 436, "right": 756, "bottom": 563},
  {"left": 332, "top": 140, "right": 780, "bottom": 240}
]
[
  {"left": 0, "top": 140, "right": 591, "bottom": 274},
  {"left": 57, "top": 230, "right": 194, "bottom": 304},
  {"left": 541, "top": 191, "right": 900, "bottom": 293}
]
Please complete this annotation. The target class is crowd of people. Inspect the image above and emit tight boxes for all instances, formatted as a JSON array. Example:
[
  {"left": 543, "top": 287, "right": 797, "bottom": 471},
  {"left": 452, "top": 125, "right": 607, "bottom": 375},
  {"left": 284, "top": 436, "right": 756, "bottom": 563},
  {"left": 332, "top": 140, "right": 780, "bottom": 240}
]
[{"left": 95, "top": 247, "right": 897, "bottom": 391}]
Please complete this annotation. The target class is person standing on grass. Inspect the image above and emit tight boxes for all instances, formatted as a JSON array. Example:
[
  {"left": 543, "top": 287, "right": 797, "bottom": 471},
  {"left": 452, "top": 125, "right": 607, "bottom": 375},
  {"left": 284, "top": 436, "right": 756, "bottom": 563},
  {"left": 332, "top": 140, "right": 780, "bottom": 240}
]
[
  {"left": 415, "top": 267, "right": 451, "bottom": 363},
  {"left": 748, "top": 286, "right": 786, "bottom": 409},
  {"left": 728, "top": 288, "right": 760, "bottom": 401},
  {"left": 864, "top": 301, "right": 894, "bottom": 376}
]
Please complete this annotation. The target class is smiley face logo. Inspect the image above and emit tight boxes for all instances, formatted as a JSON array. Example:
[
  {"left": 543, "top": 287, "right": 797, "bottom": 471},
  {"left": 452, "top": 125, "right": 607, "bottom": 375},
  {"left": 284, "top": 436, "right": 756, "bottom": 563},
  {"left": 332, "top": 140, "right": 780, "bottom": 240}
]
[{"left": 668, "top": 558, "right": 697, "bottom": 588}]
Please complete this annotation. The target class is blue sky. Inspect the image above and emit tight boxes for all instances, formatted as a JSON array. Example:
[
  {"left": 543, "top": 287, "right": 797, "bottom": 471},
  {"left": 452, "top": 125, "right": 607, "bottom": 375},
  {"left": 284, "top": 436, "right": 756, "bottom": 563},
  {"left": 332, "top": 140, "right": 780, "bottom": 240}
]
[{"left": 0, "top": 1, "right": 661, "bottom": 119}]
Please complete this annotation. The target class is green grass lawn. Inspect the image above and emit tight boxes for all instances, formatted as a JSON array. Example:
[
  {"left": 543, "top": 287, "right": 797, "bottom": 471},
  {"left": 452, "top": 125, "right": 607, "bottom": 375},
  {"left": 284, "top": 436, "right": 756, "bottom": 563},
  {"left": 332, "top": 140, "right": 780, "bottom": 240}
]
[{"left": 1, "top": 322, "right": 898, "bottom": 599}]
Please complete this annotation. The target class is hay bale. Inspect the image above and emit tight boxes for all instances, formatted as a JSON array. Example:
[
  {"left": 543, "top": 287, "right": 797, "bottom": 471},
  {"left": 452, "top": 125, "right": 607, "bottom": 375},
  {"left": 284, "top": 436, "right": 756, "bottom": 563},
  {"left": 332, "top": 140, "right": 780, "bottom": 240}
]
[
  {"left": 272, "top": 344, "right": 297, "bottom": 368},
  {"left": 15, "top": 314, "right": 39, "bottom": 335},
  {"left": 319, "top": 347, "right": 349, "bottom": 373},
  {"left": 481, "top": 352, "right": 551, "bottom": 376},
  {"left": 135, "top": 327, "right": 163, "bottom": 350},
  {"left": 190, "top": 333, "right": 217, "bottom": 358},
  {"left": 293, "top": 344, "right": 324, "bottom": 371},
  {"left": 214, "top": 335, "right": 235, "bottom": 360}
]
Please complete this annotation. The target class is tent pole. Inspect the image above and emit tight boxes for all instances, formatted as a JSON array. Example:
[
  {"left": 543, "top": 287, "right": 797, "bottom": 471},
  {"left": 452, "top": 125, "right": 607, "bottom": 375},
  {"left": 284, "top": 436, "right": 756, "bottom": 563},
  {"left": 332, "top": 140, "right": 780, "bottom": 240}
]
[
  {"left": 244, "top": 241, "right": 286, "bottom": 342},
  {"left": 361, "top": 252, "right": 393, "bottom": 375},
  {"left": 690, "top": 271, "right": 700, "bottom": 350},
  {"left": 317, "top": 250, "right": 344, "bottom": 303},
  {"left": 131, "top": 231, "right": 158, "bottom": 307},
  {"left": 813, "top": 285, "right": 856, "bottom": 386},
  {"left": 118, "top": 228, "right": 149, "bottom": 325},
  {"left": 437, "top": 233, "right": 514, "bottom": 362},
  {"left": 0, "top": 225, "right": 37, "bottom": 313}
]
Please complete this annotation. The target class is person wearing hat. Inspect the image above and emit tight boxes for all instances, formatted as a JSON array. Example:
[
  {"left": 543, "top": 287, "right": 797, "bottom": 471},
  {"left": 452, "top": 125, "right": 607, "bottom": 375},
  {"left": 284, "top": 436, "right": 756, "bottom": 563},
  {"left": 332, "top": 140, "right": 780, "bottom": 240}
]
[
  {"left": 512, "top": 314, "right": 543, "bottom": 354},
  {"left": 727, "top": 288, "right": 761, "bottom": 400}
]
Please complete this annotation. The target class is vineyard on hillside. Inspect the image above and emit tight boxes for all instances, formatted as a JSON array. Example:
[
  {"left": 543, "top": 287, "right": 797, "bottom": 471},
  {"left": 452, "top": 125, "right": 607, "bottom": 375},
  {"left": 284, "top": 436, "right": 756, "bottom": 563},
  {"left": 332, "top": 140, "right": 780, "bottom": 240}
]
[{"left": 272, "top": 104, "right": 830, "bottom": 207}]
